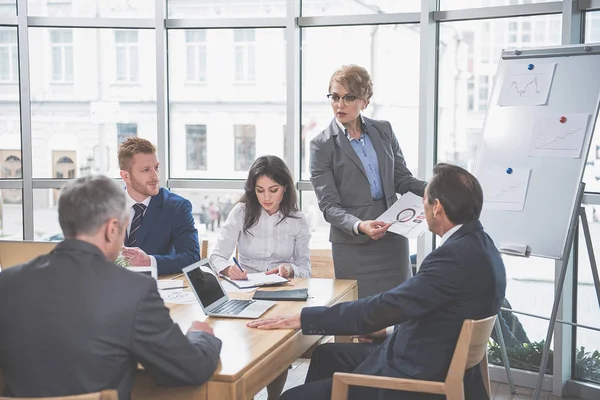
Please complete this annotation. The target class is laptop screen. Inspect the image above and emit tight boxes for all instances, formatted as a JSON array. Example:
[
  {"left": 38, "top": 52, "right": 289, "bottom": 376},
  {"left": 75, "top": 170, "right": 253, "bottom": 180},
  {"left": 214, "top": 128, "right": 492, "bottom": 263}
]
[{"left": 186, "top": 262, "right": 226, "bottom": 308}]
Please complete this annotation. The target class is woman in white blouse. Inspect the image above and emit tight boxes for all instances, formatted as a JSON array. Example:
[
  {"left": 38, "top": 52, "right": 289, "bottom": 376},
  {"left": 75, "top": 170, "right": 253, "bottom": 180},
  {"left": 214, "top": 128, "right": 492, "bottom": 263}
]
[
  {"left": 210, "top": 155, "right": 311, "bottom": 280},
  {"left": 210, "top": 155, "right": 311, "bottom": 400}
]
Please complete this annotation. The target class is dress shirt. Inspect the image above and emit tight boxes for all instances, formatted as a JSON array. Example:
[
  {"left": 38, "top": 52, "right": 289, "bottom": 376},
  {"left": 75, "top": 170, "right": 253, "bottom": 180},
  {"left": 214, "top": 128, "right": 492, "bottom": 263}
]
[
  {"left": 384, "top": 223, "right": 464, "bottom": 337},
  {"left": 210, "top": 203, "right": 311, "bottom": 278},
  {"left": 335, "top": 116, "right": 385, "bottom": 236},
  {"left": 125, "top": 190, "right": 157, "bottom": 271}
]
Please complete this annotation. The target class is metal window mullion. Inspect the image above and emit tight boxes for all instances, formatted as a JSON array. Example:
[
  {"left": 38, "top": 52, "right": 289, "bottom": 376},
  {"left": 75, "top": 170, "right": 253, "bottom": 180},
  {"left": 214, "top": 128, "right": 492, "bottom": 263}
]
[
  {"left": 166, "top": 179, "right": 246, "bottom": 190},
  {"left": 166, "top": 18, "right": 286, "bottom": 29},
  {"left": 285, "top": 0, "right": 300, "bottom": 185},
  {"left": 298, "top": 13, "right": 420, "bottom": 27},
  {"left": 17, "top": 0, "right": 33, "bottom": 240},
  {"left": 416, "top": 0, "right": 439, "bottom": 269},
  {"left": 27, "top": 17, "right": 155, "bottom": 29},
  {"left": 578, "top": 0, "right": 600, "bottom": 12},
  {"left": 434, "top": 2, "right": 563, "bottom": 22},
  {"left": 0, "top": 16, "right": 17, "bottom": 25},
  {"left": 0, "top": 180, "right": 23, "bottom": 189},
  {"left": 156, "top": 0, "right": 168, "bottom": 186}
]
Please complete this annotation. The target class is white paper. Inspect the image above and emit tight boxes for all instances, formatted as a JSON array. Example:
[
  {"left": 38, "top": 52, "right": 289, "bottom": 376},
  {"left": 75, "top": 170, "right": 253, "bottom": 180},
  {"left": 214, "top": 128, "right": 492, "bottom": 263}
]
[
  {"left": 528, "top": 114, "right": 590, "bottom": 158},
  {"left": 377, "top": 192, "right": 428, "bottom": 239},
  {"left": 479, "top": 168, "right": 531, "bottom": 211},
  {"left": 159, "top": 290, "right": 197, "bottom": 304},
  {"left": 157, "top": 280, "right": 184, "bottom": 290},
  {"left": 498, "top": 63, "right": 556, "bottom": 106},
  {"left": 220, "top": 279, "right": 256, "bottom": 293},
  {"left": 224, "top": 272, "right": 288, "bottom": 289}
]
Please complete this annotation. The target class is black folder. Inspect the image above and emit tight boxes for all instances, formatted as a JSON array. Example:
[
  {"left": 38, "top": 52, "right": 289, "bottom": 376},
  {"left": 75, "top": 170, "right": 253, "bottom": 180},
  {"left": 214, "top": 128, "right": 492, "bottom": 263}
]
[{"left": 252, "top": 288, "right": 308, "bottom": 301}]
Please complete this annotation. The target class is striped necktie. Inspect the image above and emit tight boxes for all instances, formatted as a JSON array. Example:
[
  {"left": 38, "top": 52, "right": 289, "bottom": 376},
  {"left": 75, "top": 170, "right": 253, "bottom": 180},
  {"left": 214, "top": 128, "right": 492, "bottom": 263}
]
[{"left": 128, "top": 203, "right": 147, "bottom": 247}]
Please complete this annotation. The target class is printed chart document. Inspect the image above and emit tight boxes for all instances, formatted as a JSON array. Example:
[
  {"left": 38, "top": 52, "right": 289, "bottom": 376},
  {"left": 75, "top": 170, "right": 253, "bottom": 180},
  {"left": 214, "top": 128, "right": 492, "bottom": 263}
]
[
  {"left": 528, "top": 113, "right": 590, "bottom": 158},
  {"left": 498, "top": 62, "right": 556, "bottom": 106},
  {"left": 377, "top": 192, "right": 428, "bottom": 239},
  {"left": 159, "top": 290, "right": 197, "bottom": 305},
  {"left": 478, "top": 168, "right": 531, "bottom": 211},
  {"left": 222, "top": 272, "right": 289, "bottom": 289}
]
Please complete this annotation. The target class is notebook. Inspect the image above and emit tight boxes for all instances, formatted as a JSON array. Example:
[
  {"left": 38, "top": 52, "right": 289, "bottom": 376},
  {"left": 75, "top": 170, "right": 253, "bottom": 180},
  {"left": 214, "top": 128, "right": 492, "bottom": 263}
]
[
  {"left": 182, "top": 259, "right": 276, "bottom": 319},
  {"left": 221, "top": 272, "right": 289, "bottom": 289},
  {"left": 252, "top": 289, "right": 309, "bottom": 301}
]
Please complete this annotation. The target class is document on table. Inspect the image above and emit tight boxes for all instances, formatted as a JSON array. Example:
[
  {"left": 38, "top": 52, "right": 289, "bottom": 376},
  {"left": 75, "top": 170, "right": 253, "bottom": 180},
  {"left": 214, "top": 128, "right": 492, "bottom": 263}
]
[
  {"left": 220, "top": 279, "right": 256, "bottom": 293},
  {"left": 377, "top": 192, "right": 428, "bottom": 239},
  {"left": 159, "top": 289, "right": 197, "bottom": 304},
  {"left": 222, "top": 272, "right": 288, "bottom": 289}
]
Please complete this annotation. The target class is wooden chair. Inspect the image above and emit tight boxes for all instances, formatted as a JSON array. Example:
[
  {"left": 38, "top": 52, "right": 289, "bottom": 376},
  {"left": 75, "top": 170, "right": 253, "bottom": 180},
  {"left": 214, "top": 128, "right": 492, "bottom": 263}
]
[
  {"left": 200, "top": 239, "right": 237, "bottom": 260},
  {"left": 0, "top": 390, "right": 118, "bottom": 400},
  {"left": 0, "top": 241, "right": 57, "bottom": 270},
  {"left": 331, "top": 315, "right": 497, "bottom": 400}
]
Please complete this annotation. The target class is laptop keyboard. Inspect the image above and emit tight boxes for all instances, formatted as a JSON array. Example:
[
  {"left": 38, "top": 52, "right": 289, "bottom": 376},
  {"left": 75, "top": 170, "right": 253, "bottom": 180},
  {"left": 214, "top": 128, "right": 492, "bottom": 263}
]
[{"left": 212, "top": 299, "right": 254, "bottom": 315}]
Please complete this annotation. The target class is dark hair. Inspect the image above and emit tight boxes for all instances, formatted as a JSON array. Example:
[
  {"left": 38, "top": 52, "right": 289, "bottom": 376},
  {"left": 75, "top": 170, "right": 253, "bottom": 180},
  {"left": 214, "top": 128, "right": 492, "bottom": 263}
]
[
  {"left": 426, "top": 163, "right": 483, "bottom": 225},
  {"left": 239, "top": 155, "right": 299, "bottom": 234},
  {"left": 59, "top": 175, "right": 128, "bottom": 238}
]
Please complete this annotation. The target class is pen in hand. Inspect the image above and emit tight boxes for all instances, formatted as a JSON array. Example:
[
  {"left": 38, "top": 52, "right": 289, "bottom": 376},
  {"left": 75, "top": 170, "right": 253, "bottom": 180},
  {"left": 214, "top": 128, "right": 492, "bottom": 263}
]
[{"left": 232, "top": 257, "right": 248, "bottom": 280}]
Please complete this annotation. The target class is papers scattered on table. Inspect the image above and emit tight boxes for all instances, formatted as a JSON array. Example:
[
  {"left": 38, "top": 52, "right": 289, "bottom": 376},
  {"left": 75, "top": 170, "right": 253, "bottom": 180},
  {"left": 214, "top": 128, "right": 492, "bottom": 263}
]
[
  {"left": 159, "top": 289, "right": 197, "bottom": 304},
  {"left": 377, "top": 192, "right": 428, "bottom": 239},
  {"left": 157, "top": 280, "right": 184, "bottom": 290},
  {"left": 220, "top": 279, "right": 256, "bottom": 293},
  {"left": 222, "top": 272, "right": 288, "bottom": 289}
]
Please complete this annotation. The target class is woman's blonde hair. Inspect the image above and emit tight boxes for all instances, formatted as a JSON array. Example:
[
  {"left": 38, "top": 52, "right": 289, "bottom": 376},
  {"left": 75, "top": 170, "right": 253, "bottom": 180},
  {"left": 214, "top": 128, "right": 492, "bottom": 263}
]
[{"left": 328, "top": 64, "right": 374, "bottom": 102}]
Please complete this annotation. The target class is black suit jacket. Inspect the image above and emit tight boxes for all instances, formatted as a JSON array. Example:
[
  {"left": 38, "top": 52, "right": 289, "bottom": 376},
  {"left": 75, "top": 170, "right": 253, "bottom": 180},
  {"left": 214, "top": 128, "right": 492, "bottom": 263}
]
[
  {"left": 301, "top": 220, "right": 506, "bottom": 399},
  {"left": 125, "top": 188, "right": 200, "bottom": 275},
  {"left": 0, "top": 239, "right": 222, "bottom": 400}
]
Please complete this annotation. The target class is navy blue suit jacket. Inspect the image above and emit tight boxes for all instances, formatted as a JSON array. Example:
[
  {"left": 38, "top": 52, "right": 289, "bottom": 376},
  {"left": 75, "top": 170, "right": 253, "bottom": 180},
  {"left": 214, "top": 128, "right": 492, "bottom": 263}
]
[
  {"left": 126, "top": 187, "right": 200, "bottom": 275},
  {"left": 301, "top": 220, "right": 506, "bottom": 399}
]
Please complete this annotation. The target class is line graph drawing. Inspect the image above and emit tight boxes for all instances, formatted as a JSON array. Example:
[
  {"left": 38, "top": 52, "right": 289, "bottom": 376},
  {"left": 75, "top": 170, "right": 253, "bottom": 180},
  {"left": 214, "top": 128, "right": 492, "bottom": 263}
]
[
  {"left": 479, "top": 168, "right": 531, "bottom": 211},
  {"left": 529, "top": 114, "right": 589, "bottom": 158},
  {"left": 505, "top": 75, "right": 541, "bottom": 98},
  {"left": 498, "top": 63, "right": 556, "bottom": 106}
]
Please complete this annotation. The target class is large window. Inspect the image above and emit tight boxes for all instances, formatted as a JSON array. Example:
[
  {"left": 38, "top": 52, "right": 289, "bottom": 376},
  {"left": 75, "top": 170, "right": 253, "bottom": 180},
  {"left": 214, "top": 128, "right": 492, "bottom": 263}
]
[
  {"left": 167, "top": 28, "right": 286, "bottom": 179},
  {"left": 168, "top": 0, "right": 286, "bottom": 18},
  {"left": 28, "top": 0, "right": 154, "bottom": 18},
  {"left": 234, "top": 125, "right": 256, "bottom": 171},
  {"left": 50, "top": 30, "right": 74, "bottom": 83},
  {"left": 185, "top": 30, "right": 207, "bottom": 83},
  {"left": 29, "top": 28, "right": 157, "bottom": 179},
  {"left": 115, "top": 30, "right": 139, "bottom": 83},
  {"left": 0, "top": 29, "right": 17, "bottom": 83},
  {"left": 301, "top": 24, "right": 421, "bottom": 180},
  {"left": 186, "top": 124, "right": 207, "bottom": 171},
  {"left": 234, "top": 29, "right": 256, "bottom": 83},
  {"left": 301, "top": 0, "right": 420, "bottom": 16}
]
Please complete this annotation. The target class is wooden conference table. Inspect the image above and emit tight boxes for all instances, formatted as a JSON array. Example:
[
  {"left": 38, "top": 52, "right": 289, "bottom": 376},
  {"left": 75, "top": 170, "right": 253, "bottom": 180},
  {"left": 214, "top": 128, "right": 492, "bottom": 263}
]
[{"left": 131, "top": 277, "right": 358, "bottom": 400}]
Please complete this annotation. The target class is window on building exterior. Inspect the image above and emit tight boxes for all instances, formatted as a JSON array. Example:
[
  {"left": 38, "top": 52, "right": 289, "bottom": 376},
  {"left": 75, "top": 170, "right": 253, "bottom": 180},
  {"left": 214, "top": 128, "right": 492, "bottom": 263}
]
[
  {"left": 0, "top": 29, "right": 17, "bottom": 82},
  {"left": 186, "top": 124, "right": 207, "bottom": 170},
  {"left": 50, "top": 30, "right": 74, "bottom": 82},
  {"left": 185, "top": 30, "right": 207, "bottom": 83},
  {"left": 115, "top": 30, "right": 138, "bottom": 82},
  {"left": 234, "top": 29, "right": 256, "bottom": 83},
  {"left": 117, "top": 123, "right": 137, "bottom": 145},
  {"left": 234, "top": 125, "right": 255, "bottom": 171}
]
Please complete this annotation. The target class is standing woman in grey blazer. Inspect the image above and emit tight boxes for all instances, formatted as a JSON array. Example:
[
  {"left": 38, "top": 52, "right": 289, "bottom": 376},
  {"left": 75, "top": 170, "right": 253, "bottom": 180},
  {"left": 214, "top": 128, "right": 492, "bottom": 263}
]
[{"left": 310, "top": 64, "right": 427, "bottom": 298}]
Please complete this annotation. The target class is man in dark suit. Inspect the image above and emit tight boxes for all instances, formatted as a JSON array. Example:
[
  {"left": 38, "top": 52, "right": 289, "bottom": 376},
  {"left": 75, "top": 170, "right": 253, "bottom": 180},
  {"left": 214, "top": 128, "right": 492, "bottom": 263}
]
[
  {"left": 248, "top": 163, "right": 506, "bottom": 400},
  {"left": 119, "top": 137, "right": 200, "bottom": 275},
  {"left": 0, "top": 175, "right": 222, "bottom": 400}
]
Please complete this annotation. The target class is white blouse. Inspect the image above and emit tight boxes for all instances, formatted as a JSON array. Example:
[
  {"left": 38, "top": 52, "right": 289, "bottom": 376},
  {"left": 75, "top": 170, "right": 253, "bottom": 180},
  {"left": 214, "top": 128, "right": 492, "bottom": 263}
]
[{"left": 209, "top": 203, "right": 312, "bottom": 278}]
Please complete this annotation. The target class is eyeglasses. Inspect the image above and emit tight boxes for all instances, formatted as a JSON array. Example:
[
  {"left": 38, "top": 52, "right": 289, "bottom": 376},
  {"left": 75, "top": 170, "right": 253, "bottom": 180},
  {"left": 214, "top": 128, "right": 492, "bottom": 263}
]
[{"left": 327, "top": 93, "right": 359, "bottom": 105}]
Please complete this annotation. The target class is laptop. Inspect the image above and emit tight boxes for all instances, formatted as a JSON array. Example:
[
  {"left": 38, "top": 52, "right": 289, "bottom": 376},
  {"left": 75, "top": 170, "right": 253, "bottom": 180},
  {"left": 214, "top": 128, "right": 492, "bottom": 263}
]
[{"left": 182, "top": 259, "right": 276, "bottom": 319}]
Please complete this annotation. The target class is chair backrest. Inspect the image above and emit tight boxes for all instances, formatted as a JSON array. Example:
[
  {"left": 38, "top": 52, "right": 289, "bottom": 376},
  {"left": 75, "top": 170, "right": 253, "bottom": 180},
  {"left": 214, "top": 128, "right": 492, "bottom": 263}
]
[
  {"left": 445, "top": 315, "right": 497, "bottom": 386},
  {"left": 0, "top": 389, "right": 118, "bottom": 400},
  {"left": 309, "top": 249, "right": 334, "bottom": 278},
  {"left": 200, "top": 239, "right": 209, "bottom": 259},
  {"left": 0, "top": 241, "right": 57, "bottom": 270}
]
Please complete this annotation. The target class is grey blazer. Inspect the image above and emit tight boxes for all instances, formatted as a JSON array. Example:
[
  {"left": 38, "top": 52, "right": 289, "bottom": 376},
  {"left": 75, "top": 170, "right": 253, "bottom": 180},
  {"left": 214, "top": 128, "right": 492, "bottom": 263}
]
[
  {"left": 0, "top": 239, "right": 222, "bottom": 400},
  {"left": 310, "top": 117, "right": 426, "bottom": 244}
]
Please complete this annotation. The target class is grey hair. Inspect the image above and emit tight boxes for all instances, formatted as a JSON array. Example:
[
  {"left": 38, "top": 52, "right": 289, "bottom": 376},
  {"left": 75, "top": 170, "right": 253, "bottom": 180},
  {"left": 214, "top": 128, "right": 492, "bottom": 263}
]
[{"left": 58, "top": 175, "right": 128, "bottom": 238}]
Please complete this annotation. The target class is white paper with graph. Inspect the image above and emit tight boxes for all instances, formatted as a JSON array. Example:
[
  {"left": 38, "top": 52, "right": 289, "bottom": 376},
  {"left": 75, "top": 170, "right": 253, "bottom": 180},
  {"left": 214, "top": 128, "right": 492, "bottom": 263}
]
[
  {"left": 479, "top": 168, "right": 531, "bottom": 212},
  {"left": 498, "top": 62, "right": 556, "bottom": 106},
  {"left": 528, "top": 113, "right": 590, "bottom": 158},
  {"left": 377, "top": 192, "right": 428, "bottom": 239}
]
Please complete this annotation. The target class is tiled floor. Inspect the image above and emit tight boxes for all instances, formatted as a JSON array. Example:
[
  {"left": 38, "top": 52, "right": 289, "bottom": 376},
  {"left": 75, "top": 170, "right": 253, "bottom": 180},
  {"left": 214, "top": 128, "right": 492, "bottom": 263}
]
[{"left": 254, "top": 358, "right": 582, "bottom": 400}]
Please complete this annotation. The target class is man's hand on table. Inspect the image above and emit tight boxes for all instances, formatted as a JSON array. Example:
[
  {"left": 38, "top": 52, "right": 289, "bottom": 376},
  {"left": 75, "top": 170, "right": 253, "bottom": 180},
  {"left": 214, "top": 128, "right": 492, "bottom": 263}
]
[{"left": 246, "top": 314, "right": 301, "bottom": 330}]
